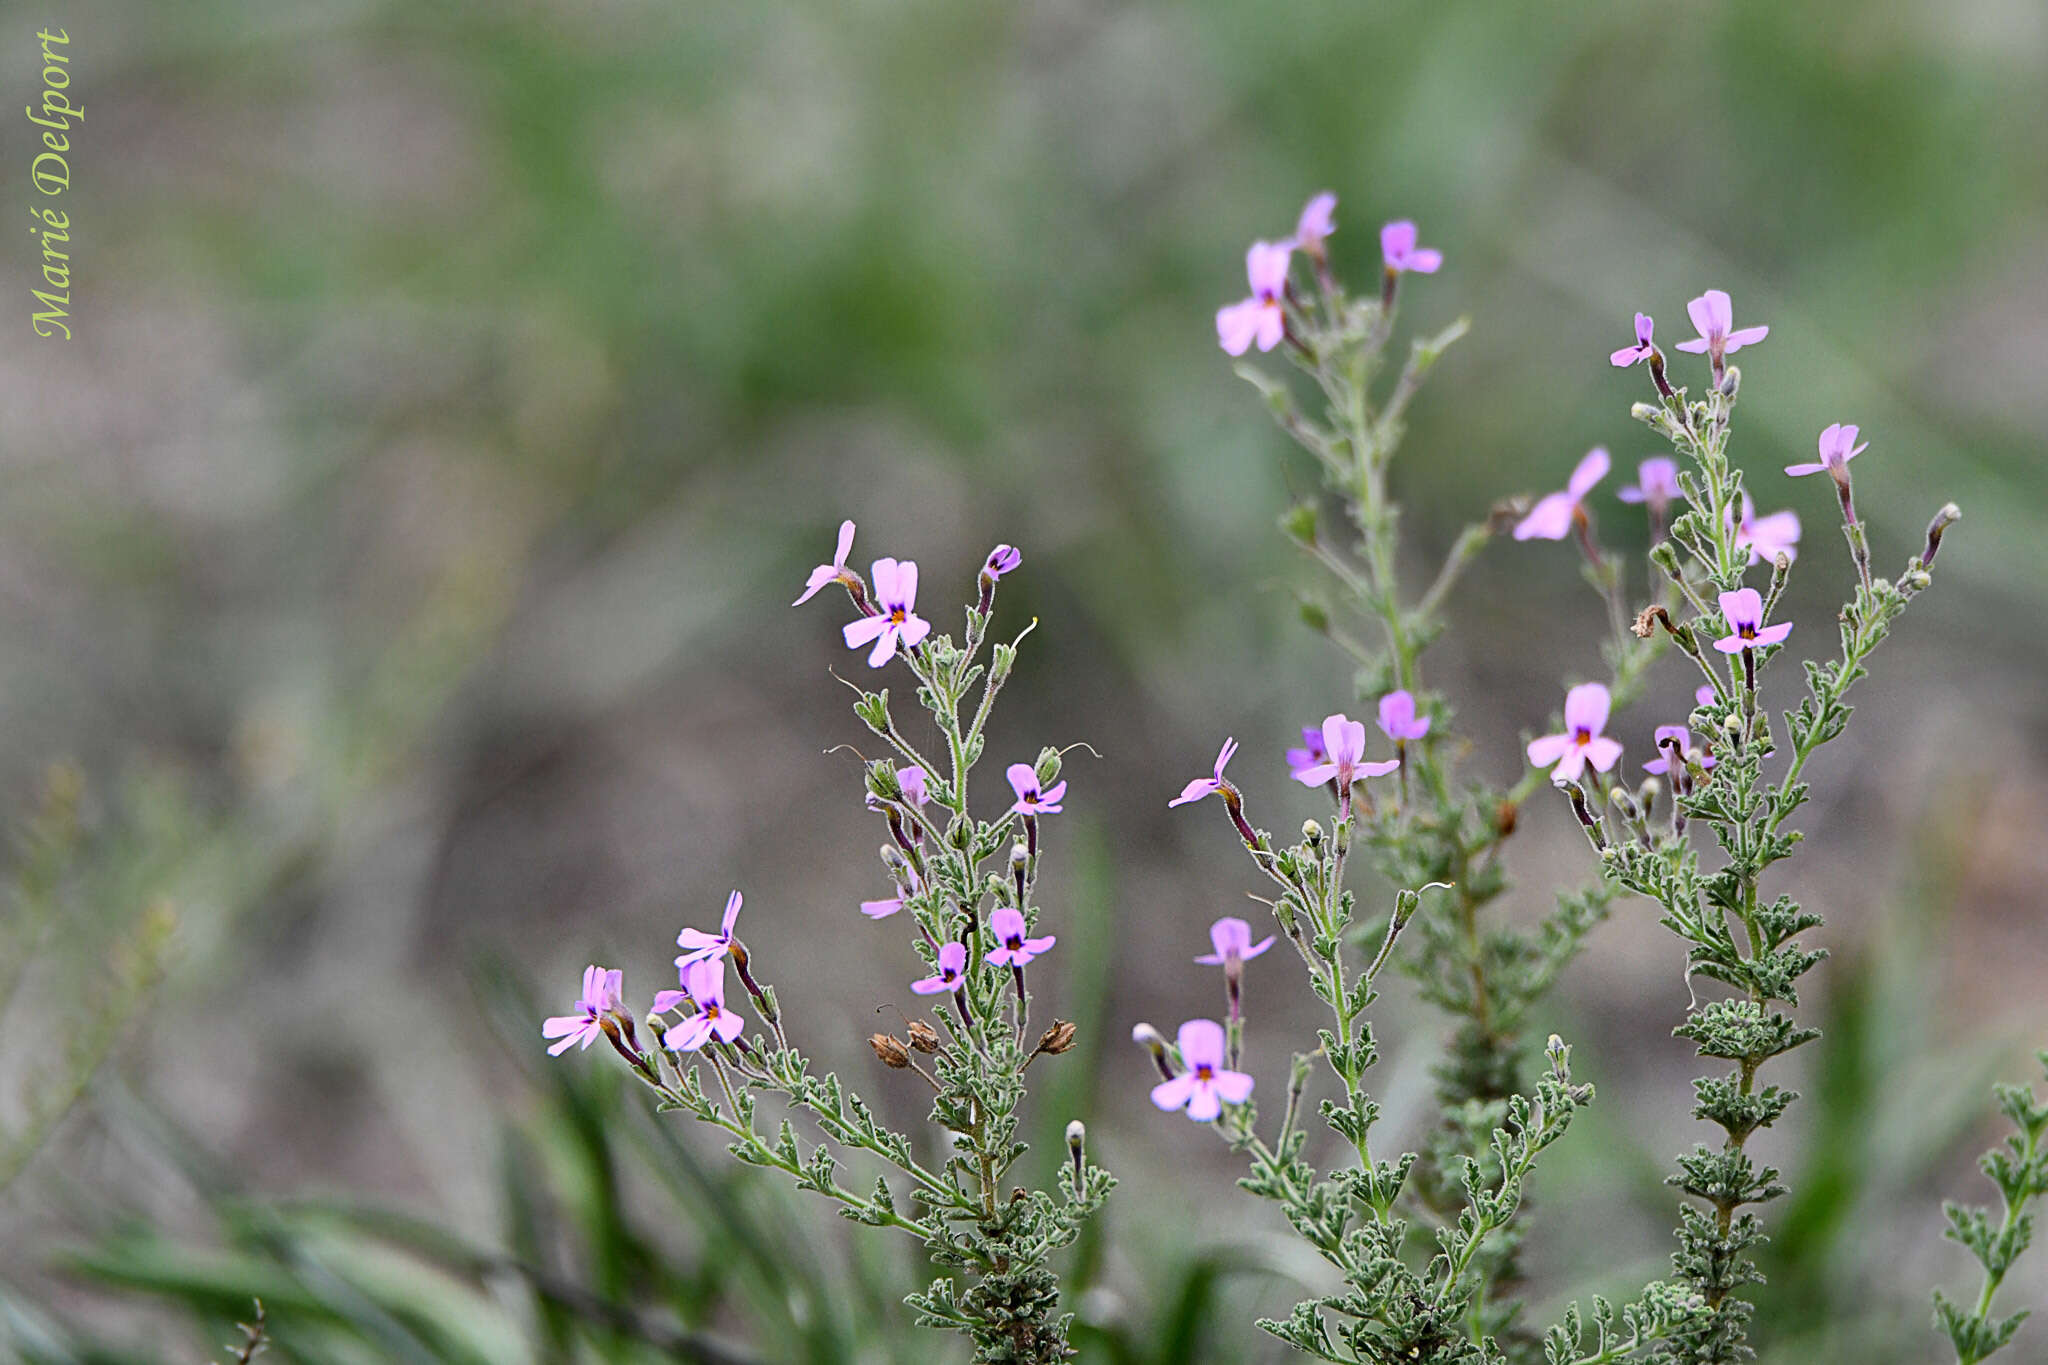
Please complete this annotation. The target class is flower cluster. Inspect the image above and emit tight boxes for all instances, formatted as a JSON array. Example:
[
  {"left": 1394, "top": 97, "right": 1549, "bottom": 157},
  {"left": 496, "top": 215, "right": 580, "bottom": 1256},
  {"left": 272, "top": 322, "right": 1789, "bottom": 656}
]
[{"left": 545, "top": 527, "right": 1108, "bottom": 1364}]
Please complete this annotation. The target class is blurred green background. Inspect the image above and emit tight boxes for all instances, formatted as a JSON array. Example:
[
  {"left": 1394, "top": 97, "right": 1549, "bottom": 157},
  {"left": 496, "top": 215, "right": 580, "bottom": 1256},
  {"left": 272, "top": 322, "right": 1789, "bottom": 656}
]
[{"left": 3, "top": 0, "right": 2045, "bottom": 1359}]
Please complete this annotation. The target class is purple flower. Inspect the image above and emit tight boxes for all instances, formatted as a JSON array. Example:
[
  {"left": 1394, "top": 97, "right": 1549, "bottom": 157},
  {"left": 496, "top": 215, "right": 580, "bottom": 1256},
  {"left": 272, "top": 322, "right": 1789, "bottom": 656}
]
[
  {"left": 861, "top": 865, "right": 920, "bottom": 921},
  {"left": 1610, "top": 312, "right": 1656, "bottom": 368},
  {"left": 842, "top": 558, "right": 932, "bottom": 666},
  {"left": 1284, "top": 726, "right": 1329, "bottom": 780},
  {"left": 1618, "top": 458, "right": 1682, "bottom": 510},
  {"left": 1195, "top": 916, "right": 1274, "bottom": 967},
  {"left": 1711, "top": 588, "right": 1792, "bottom": 654},
  {"left": 1289, "top": 714, "right": 1400, "bottom": 789},
  {"left": 1216, "top": 241, "right": 1292, "bottom": 356},
  {"left": 1376, "top": 690, "right": 1430, "bottom": 742},
  {"left": 898, "top": 765, "right": 930, "bottom": 807},
  {"left": 911, "top": 941, "right": 968, "bottom": 995},
  {"left": 1380, "top": 220, "right": 1442, "bottom": 275},
  {"left": 1514, "top": 448, "right": 1611, "bottom": 541},
  {"left": 1526, "top": 683, "right": 1624, "bottom": 784},
  {"left": 1007, "top": 763, "right": 1066, "bottom": 816},
  {"left": 1674, "top": 289, "right": 1768, "bottom": 362},
  {"left": 664, "top": 958, "right": 746, "bottom": 1052},
  {"left": 1290, "top": 192, "right": 1338, "bottom": 255},
  {"left": 984, "top": 544, "right": 1023, "bottom": 579},
  {"left": 1150, "top": 1019, "right": 1254, "bottom": 1122},
  {"left": 1731, "top": 492, "right": 1801, "bottom": 565},
  {"left": 676, "top": 890, "right": 743, "bottom": 969},
  {"left": 1696, "top": 684, "right": 1717, "bottom": 708},
  {"left": 793, "top": 520, "right": 858, "bottom": 606},
  {"left": 986, "top": 906, "right": 1054, "bottom": 968},
  {"left": 1168, "top": 738, "right": 1238, "bottom": 808},
  {"left": 1786, "top": 423, "right": 1867, "bottom": 479},
  {"left": 1643, "top": 725, "right": 1715, "bottom": 775},
  {"left": 542, "top": 965, "right": 623, "bottom": 1056}
]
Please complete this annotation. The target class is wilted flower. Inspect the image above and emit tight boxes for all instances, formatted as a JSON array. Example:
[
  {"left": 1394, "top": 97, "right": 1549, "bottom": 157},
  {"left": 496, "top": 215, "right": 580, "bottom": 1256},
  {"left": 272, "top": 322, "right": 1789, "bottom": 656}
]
[
  {"left": 1380, "top": 220, "right": 1442, "bottom": 275},
  {"left": 1514, "top": 448, "right": 1610, "bottom": 541},
  {"left": 1216, "top": 241, "right": 1292, "bottom": 356},
  {"left": 1150, "top": 1019, "right": 1254, "bottom": 1122},
  {"left": 1527, "top": 683, "right": 1624, "bottom": 784},
  {"left": 1674, "top": 289, "right": 1768, "bottom": 364},
  {"left": 842, "top": 558, "right": 931, "bottom": 666},
  {"left": 793, "top": 520, "right": 858, "bottom": 606},
  {"left": 676, "top": 890, "right": 744, "bottom": 968},
  {"left": 861, "top": 863, "right": 920, "bottom": 921},
  {"left": 1712, "top": 588, "right": 1792, "bottom": 654},
  {"left": 542, "top": 966, "right": 623, "bottom": 1056},
  {"left": 912, "top": 941, "right": 969, "bottom": 995},
  {"left": 1610, "top": 313, "right": 1657, "bottom": 368},
  {"left": 1290, "top": 713, "right": 1400, "bottom": 789},
  {"left": 1731, "top": 492, "right": 1801, "bottom": 566},
  {"left": 1786, "top": 423, "right": 1867, "bottom": 479},
  {"left": 665, "top": 959, "right": 746, "bottom": 1052},
  {"left": 987, "top": 906, "right": 1056, "bottom": 968},
  {"left": 1376, "top": 690, "right": 1430, "bottom": 742},
  {"left": 1007, "top": 763, "right": 1066, "bottom": 816},
  {"left": 1168, "top": 738, "right": 1238, "bottom": 808}
]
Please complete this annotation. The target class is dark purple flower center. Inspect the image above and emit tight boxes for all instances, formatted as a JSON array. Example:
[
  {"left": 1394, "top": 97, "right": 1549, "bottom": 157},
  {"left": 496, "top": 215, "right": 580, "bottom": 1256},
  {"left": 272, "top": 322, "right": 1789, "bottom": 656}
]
[
  {"left": 889, "top": 607, "right": 906, "bottom": 624},
  {"left": 1738, "top": 623, "right": 1756, "bottom": 640},
  {"left": 1194, "top": 1064, "right": 1215, "bottom": 1081},
  {"left": 1006, "top": 933, "right": 1024, "bottom": 950},
  {"left": 1573, "top": 727, "right": 1592, "bottom": 745}
]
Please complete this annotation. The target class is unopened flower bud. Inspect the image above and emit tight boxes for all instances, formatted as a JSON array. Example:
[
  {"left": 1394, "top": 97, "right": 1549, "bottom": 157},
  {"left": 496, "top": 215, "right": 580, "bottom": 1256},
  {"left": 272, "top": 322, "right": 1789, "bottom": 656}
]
[
  {"left": 1630, "top": 401, "right": 1661, "bottom": 423},
  {"left": 1281, "top": 501, "right": 1318, "bottom": 546},
  {"left": 1301, "top": 818, "right": 1323, "bottom": 846},
  {"left": 1922, "top": 503, "right": 1961, "bottom": 568},
  {"left": 869, "top": 1033, "right": 912, "bottom": 1069},
  {"left": 1034, "top": 747, "right": 1062, "bottom": 788},
  {"left": 1494, "top": 798, "right": 1519, "bottom": 839},
  {"left": 1131, "top": 1022, "right": 1176, "bottom": 1080},
  {"left": 1066, "top": 1119, "right": 1086, "bottom": 1178},
  {"left": 1722, "top": 712, "right": 1743, "bottom": 734}
]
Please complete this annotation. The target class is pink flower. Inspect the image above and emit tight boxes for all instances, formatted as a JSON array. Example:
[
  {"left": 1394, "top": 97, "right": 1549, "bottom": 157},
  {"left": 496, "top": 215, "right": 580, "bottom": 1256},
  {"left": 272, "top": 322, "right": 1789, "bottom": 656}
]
[
  {"left": 1731, "top": 492, "right": 1801, "bottom": 566},
  {"left": 1195, "top": 916, "right": 1274, "bottom": 967},
  {"left": 1644, "top": 725, "right": 1715, "bottom": 775},
  {"left": 1610, "top": 312, "right": 1656, "bottom": 368},
  {"left": 1674, "top": 289, "right": 1768, "bottom": 362},
  {"left": 1289, "top": 713, "right": 1400, "bottom": 789},
  {"left": 676, "top": 890, "right": 744, "bottom": 969},
  {"left": 911, "top": 941, "right": 968, "bottom": 995},
  {"left": 1380, "top": 220, "right": 1442, "bottom": 275},
  {"left": 842, "top": 558, "right": 931, "bottom": 666},
  {"left": 1216, "top": 241, "right": 1292, "bottom": 356},
  {"left": 793, "top": 520, "right": 858, "bottom": 606},
  {"left": 664, "top": 958, "right": 746, "bottom": 1052},
  {"left": 1290, "top": 192, "right": 1337, "bottom": 255},
  {"left": 986, "top": 906, "right": 1054, "bottom": 968},
  {"left": 1711, "top": 588, "right": 1792, "bottom": 654},
  {"left": 1168, "top": 738, "right": 1238, "bottom": 808},
  {"left": 1514, "top": 448, "right": 1611, "bottom": 541},
  {"left": 1618, "top": 458, "right": 1682, "bottom": 510},
  {"left": 1696, "top": 684, "right": 1717, "bottom": 708},
  {"left": 1007, "top": 763, "right": 1066, "bottom": 816},
  {"left": 542, "top": 965, "right": 623, "bottom": 1056},
  {"left": 984, "top": 545, "right": 1023, "bottom": 579},
  {"left": 1527, "top": 683, "right": 1625, "bottom": 784},
  {"left": 1785, "top": 423, "right": 1867, "bottom": 479},
  {"left": 1150, "top": 1019, "right": 1254, "bottom": 1122},
  {"left": 1376, "top": 690, "right": 1430, "bottom": 742},
  {"left": 1284, "top": 725, "right": 1329, "bottom": 780}
]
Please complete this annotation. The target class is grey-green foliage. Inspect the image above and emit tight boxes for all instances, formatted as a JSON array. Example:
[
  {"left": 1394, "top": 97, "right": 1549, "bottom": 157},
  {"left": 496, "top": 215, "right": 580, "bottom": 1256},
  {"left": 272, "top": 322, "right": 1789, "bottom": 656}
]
[
  {"left": 1934, "top": 1053, "right": 2048, "bottom": 1364},
  {"left": 1553, "top": 326, "right": 1956, "bottom": 1363},
  {"left": 1214, "top": 219, "right": 1652, "bottom": 1359},
  {"left": 599, "top": 558, "right": 1110, "bottom": 1364}
]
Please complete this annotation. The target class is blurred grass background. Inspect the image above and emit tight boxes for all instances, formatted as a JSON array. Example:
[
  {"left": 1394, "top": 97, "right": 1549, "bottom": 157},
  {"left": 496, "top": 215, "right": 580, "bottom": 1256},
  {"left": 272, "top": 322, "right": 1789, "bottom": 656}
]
[{"left": 2, "top": 0, "right": 2046, "bottom": 1359}]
